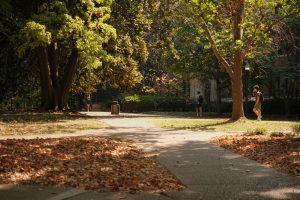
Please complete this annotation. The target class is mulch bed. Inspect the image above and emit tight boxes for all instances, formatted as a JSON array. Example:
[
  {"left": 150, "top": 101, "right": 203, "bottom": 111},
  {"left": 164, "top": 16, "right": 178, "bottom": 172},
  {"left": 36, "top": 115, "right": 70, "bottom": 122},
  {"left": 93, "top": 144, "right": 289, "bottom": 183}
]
[
  {"left": 0, "top": 137, "right": 185, "bottom": 193},
  {"left": 212, "top": 134, "right": 300, "bottom": 178}
]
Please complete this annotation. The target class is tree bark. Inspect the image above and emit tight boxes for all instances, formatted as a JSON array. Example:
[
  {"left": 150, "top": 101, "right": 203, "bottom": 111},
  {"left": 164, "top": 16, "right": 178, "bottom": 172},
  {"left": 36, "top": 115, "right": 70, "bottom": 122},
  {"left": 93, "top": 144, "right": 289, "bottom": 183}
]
[
  {"left": 231, "top": 0, "right": 245, "bottom": 120},
  {"left": 231, "top": 63, "right": 244, "bottom": 120},
  {"left": 48, "top": 42, "right": 60, "bottom": 110},
  {"left": 37, "top": 46, "right": 54, "bottom": 110},
  {"left": 59, "top": 48, "right": 79, "bottom": 109}
]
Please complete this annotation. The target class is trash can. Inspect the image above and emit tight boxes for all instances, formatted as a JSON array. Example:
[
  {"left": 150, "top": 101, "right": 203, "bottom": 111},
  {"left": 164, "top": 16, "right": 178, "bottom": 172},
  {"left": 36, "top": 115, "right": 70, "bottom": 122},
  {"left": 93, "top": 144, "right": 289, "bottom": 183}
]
[{"left": 111, "top": 101, "right": 120, "bottom": 115}]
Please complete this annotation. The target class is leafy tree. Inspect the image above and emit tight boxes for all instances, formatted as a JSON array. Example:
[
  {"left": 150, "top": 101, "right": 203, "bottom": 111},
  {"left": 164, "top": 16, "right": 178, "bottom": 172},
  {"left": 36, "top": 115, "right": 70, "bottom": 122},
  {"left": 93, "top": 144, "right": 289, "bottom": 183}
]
[
  {"left": 192, "top": 0, "right": 300, "bottom": 120},
  {"left": 13, "top": 0, "right": 117, "bottom": 110},
  {"left": 0, "top": 0, "right": 40, "bottom": 107}
]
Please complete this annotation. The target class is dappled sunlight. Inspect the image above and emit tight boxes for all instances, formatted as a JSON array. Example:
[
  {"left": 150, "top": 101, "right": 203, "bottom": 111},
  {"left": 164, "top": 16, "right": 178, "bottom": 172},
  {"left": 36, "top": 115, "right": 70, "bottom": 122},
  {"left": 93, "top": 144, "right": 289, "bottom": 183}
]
[
  {"left": 0, "top": 137, "right": 185, "bottom": 193},
  {"left": 0, "top": 113, "right": 108, "bottom": 136},
  {"left": 146, "top": 117, "right": 297, "bottom": 132},
  {"left": 213, "top": 134, "right": 300, "bottom": 179},
  {"left": 243, "top": 187, "right": 300, "bottom": 199}
]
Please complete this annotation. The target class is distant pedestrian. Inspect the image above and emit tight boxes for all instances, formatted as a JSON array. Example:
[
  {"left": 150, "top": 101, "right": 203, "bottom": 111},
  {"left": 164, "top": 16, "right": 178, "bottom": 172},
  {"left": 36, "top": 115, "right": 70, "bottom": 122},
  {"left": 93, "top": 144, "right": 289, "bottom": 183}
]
[
  {"left": 195, "top": 91, "right": 204, "bottom": 118},
  {"left": 253, "top": 85, "right": 263, "bottom": 121},
  {"left": 86, "top": 96, "right": 92, "bottom": 112}
]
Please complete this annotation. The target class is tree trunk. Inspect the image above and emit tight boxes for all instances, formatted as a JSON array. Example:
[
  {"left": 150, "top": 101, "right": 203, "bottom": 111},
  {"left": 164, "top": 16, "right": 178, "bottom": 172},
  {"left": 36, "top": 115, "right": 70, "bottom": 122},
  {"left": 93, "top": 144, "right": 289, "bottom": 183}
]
[
  {"left": 48, "top": 42, "right": 60, "bottom": 110},
  {"left": 231, "top": 0, "right": 245, "bottom": 120},
  {"left": 59, "top": 48, "right": 79, "bottom": 109},
  {"left": 37, "top": 46, "right": 54, "bottom": 110},
  {"left": 231, "top": 67, "right": 244, "bottom": 120}
]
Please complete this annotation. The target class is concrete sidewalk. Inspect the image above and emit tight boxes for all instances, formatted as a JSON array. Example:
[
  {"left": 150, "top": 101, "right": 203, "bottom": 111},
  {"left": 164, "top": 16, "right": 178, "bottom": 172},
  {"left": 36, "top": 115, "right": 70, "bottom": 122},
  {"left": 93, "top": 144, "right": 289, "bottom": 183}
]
[{"left": 0, "top": 115, "right": 300, "bottom": 200}]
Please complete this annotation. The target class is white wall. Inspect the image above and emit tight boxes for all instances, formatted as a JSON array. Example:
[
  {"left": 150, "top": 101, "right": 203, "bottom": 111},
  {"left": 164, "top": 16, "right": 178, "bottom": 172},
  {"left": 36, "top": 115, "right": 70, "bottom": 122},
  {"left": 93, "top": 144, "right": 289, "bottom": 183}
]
[{"left": 189, "top": 79, "right": 218, "bottom": 102}]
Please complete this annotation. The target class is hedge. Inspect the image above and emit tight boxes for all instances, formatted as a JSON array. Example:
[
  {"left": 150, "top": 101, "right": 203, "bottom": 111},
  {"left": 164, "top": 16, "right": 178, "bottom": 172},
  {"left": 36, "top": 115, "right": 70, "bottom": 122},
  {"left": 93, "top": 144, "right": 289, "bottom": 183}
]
[
  {"left": 219, "top": 99, "right": 300, "bottom": 115},
  {"left": 122, "top": 95, "right": 193, "bottom": 112},
  {"left": 121, "top": 95, "right": 300, "bottom": 115}
]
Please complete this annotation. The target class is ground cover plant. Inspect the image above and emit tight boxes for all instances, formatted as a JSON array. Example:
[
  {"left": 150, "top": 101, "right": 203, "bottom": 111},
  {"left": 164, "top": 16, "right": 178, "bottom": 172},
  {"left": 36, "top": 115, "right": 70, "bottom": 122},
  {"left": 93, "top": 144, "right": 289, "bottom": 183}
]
[
  {"left": 0, "top": 113, "right": 108, "bottom": 136},
  {"left": 0, "top": 137, "right": 185, "bottom": 193}
]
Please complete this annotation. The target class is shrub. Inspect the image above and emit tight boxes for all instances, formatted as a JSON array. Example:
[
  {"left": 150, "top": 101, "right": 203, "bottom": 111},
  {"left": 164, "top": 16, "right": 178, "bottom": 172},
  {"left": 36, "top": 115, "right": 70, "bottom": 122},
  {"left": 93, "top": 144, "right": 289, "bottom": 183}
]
[
  {"left": 122, "top": 95, "right": 190, "bottom": 112},
  {"left": 122, "top": 95, "right": 156, "bottom": 112},
  {"left": 270, "top": 132, "right": 284, "bottom": 137},
  {"left": 244, "top": 128, "right": 266, "bottom": 136}
]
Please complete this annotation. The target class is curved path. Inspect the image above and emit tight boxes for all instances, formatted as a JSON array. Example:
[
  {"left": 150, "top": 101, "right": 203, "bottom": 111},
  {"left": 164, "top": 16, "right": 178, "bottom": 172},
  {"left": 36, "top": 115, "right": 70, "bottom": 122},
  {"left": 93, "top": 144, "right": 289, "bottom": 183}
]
[{"left": 0, "top": 112, "right": 299, "bottom": 200}]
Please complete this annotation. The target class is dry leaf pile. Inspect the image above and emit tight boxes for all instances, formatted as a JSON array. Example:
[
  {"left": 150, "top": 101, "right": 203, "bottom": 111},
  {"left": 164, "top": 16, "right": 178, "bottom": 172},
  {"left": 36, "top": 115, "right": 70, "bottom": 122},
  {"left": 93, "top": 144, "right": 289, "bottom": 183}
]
[
  {"left": 212, "top": 134, "right": 300, "bottom": 178},
  {"left": 0, "top": 137, "right": 184, "bottom": 193}
]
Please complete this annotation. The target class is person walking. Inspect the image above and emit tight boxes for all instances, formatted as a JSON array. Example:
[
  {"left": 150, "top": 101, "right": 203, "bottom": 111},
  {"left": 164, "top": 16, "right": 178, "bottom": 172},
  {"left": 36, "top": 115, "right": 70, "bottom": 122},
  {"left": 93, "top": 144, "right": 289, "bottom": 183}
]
[
  {"left": 195, "top": 91, "right": 204, "bottom": 118},
  {"left": 253, "top": 85, "right": 263, "bottom": 121}
]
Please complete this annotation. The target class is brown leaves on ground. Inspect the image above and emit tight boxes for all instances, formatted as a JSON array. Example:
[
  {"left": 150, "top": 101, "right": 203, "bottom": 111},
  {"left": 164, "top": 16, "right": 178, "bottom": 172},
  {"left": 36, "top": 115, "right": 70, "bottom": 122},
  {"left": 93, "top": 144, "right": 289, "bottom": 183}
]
[
  {"left": 0, "top": 137, "right": 184, "bottom": 193},
  {"left": 212, "top": 134, "right": 300, "bottom": 179}
]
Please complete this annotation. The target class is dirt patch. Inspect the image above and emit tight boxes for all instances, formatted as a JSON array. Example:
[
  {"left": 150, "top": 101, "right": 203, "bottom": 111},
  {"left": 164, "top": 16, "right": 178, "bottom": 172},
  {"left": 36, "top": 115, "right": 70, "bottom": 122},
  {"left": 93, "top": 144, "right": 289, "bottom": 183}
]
[
  {"left": 0, "top": 137, "right": 185, "bottom": 193},
  {"left": 212, "top": 134, "right": 300, "bottom": 179}
]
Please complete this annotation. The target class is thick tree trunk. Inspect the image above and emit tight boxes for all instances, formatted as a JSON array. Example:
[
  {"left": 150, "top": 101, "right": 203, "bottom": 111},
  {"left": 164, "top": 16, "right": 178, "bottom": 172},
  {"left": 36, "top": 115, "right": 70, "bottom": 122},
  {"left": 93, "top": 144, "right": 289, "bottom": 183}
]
[
  {"left": 48, "top": 42, "right": 60, "bottom": 110},
  {"left": 231, "top": 65, "right": 244, "bottom": 120},
  {"left": 37, "top": 45, "right": 79, "bottom": 111},
  {"left": 59, "top": 48, "right": 79, "bottom": 110},
  {"left": 231, "top": 0, "right": 245, "bottom": 120},
  {"left": 37, "top": 46, "right": 54, "bottom": 110}
]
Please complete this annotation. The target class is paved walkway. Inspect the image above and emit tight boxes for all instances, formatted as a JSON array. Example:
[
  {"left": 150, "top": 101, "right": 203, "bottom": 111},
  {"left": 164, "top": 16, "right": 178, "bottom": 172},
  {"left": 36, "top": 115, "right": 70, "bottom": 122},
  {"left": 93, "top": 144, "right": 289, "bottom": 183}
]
[{"left": 0, "top": 112, "right": 300, "bottom": 200}]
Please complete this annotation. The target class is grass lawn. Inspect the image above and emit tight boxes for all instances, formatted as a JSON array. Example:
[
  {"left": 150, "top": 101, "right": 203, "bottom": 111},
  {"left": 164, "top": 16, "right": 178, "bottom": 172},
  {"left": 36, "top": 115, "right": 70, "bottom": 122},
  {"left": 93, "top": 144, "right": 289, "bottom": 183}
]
[
  {"left": 0, "top": 113, "right": 108, "bottom": 136},
  {"left": 146, "top": 117, "right": 299, "bottom": 133}
]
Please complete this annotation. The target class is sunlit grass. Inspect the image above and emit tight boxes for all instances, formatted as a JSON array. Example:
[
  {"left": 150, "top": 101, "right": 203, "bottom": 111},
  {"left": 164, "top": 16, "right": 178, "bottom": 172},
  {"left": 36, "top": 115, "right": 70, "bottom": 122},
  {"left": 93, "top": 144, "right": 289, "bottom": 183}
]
[
  {"left": 146, "top": 118, "right": 298, "bottom": 133},
  {"left": 0, "top": 113, "right": 108, "bottom": 136}
]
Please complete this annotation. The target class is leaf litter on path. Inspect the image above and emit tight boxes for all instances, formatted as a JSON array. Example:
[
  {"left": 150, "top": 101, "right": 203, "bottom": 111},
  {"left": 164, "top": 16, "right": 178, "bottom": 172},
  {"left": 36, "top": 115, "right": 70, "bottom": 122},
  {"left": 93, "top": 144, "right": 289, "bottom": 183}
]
[
  {"left": 0, "top": 137, "right": 185, "bottom": 193},
  {"left": 212, "top": 134, "right": 300, "bottom": 179}
]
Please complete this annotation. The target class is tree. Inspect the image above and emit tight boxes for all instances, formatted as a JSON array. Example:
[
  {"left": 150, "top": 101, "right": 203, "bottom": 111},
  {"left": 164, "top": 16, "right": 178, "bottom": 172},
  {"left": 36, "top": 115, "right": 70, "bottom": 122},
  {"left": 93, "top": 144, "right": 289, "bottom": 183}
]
[
  {"left": 14, "top": 0, "right": 117, "bottom": 110},
  {"left": 192, "top": 0, "right": 300, "bottom": 120},
  {"left": 0, "top": 0, "right": 40, "bottom": 106}
]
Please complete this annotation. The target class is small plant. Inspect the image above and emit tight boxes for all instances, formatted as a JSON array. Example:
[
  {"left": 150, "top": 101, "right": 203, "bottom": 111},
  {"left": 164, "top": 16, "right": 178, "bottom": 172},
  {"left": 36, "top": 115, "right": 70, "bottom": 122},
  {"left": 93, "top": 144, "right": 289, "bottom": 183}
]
[
  {"left": 244, "top": 128, "right": 266, "bottom": 136},
  {"left": 270, "top": 132, "right": 284, "bottom": 137},
  {"left": 292, "top": 123, "right": 300, "bottom": 134}
]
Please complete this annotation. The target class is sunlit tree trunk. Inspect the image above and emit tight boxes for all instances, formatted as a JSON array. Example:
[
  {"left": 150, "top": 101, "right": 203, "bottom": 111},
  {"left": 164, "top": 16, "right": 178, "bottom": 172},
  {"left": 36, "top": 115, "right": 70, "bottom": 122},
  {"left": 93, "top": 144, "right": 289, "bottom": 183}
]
[{"left": 231, "top": 0, "right": 245, "bottom": 120}]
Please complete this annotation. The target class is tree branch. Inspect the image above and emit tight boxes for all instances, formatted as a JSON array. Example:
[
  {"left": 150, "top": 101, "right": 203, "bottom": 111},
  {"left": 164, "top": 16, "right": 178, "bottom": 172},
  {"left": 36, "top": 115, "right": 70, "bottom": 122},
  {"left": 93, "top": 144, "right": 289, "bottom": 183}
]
[{"left": 201, "top": 19, "right": 233, "bottom": 78}]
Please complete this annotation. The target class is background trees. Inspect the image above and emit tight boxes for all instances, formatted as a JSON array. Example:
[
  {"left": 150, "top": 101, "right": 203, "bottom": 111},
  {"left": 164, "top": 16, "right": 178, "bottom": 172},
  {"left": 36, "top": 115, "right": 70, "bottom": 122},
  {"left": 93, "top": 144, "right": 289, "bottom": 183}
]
[
  {"left": 192, "top": 0, "right": 300, "bottom": 120},
  {"left": 0, "top": 0, "right": 299, "bottom": 117}
]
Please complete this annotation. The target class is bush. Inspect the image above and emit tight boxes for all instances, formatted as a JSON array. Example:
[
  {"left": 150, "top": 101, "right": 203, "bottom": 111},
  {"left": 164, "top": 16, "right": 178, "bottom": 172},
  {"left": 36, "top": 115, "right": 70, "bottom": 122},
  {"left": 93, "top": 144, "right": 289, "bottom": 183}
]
[
  {"left": 222, "top": 99, "right": 300, "bottom": 115},
  {"left": 244, "top": 128, "right": 266, "bottom": 136},
  {"left": 122, "top": 95, "right": 156, "bottom": 112},
  {"left": 121, "top": 94, "right": 300, "bottom": 115},
  {"left": 122, "top": 95, "right": 191, "bottom": 112}
]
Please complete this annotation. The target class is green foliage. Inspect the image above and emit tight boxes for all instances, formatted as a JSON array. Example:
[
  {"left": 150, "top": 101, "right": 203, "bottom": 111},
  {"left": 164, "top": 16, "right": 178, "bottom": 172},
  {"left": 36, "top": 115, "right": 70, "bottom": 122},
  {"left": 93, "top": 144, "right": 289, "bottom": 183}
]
[
  {"left": 245, "top": 128, "right": 267, "bottom": 136},
  {"left": 270, "top": 132, "right": 285, "bottom": 137},
  {"left": 123, "top": 95, "right": 156, "bottom": 112},
  {"left": 122, "top": 95, "right": 191, "bottom": 112},
  {"left": 192, "top": 0, "right": 300, "bottom": 64},
  {"left": 16, "top": 21, "right": 51, "bottom": 56}
]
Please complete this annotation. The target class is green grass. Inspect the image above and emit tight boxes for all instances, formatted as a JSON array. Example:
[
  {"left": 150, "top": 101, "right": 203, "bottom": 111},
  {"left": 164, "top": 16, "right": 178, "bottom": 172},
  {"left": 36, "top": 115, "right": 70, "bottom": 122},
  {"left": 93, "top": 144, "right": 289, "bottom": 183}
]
[
  {"left": 146, "top": 117, "right": 299, "bottom": 133},
  {"left": 292, "top": 123, "right": 300, "bottom": 133},
  {"left": 0, "top": 113, "right": 108, "bottom": 136}
]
